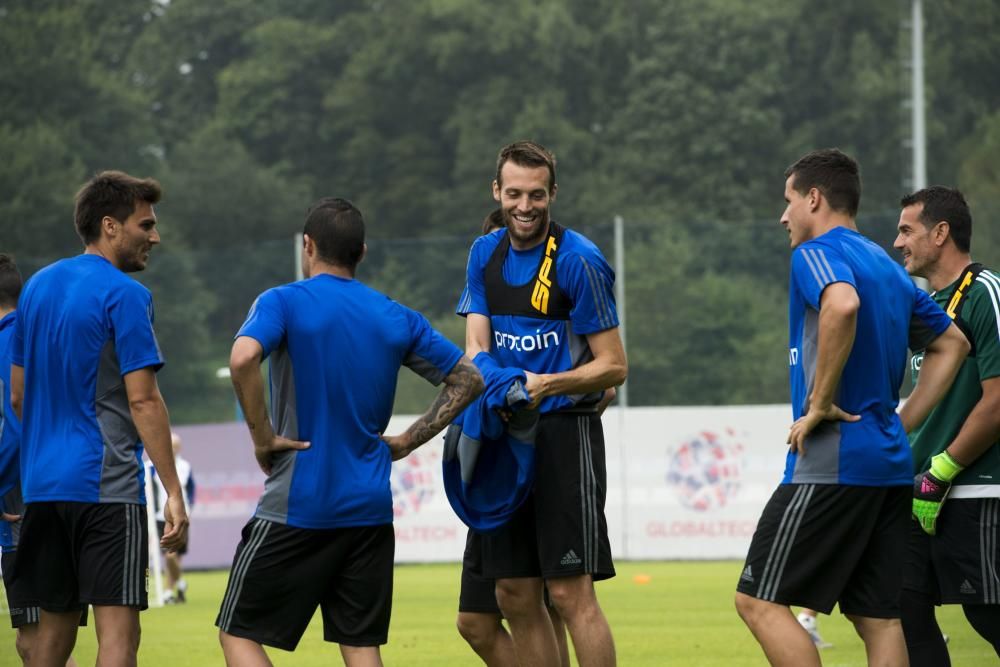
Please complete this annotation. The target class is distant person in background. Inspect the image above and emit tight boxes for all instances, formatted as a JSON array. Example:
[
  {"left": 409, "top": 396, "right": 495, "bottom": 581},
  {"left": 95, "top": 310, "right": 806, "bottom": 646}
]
[
  {"left": 894, "top": 186, "right": 1000, "bottom": 665},
  {"left": 734, "top": 148, "right": 969, "bottom": 667},
  {"left": 0, "top": 254, "right": 82, "bottom": 666},
  {"left": 796, "top": 608, "right": 832, "bottom": 649},
  {"left": 217, "top": 197, "right": 483, "bottom": 666},
  {"left": 150, "top": 432, "right": 197, "bottom": 604}
]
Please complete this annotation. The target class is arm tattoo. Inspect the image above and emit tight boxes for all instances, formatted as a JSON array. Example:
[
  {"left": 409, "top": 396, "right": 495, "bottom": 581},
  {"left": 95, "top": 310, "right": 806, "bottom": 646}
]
[{"left": 406, "top": 357, "right": 484, "bottom": 448}]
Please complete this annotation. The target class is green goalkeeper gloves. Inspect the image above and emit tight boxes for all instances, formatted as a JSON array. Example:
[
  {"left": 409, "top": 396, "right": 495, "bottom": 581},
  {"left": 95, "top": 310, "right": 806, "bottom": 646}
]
[{"left": 913, "top": 451, "right": 964, "bottom": 536}]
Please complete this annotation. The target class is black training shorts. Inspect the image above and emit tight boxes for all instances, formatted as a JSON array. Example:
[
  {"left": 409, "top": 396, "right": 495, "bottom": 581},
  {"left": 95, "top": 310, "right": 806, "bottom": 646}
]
[
  {"left": 481, "top": 412, "right": 615, "bottom": 582},
  {"left": 737, "top": 484, "right": 910, "bottom": 618},
  {"left": 903, "top": 497, "right": 1000, "bottom": 605},
  {"left": 216, "top": 518, "right": 394, "bottom": 650},
  {"left": 14, "top": 502, "right": 148, "bottom": 612},
  {"left": 459, "top": 530, "right": 501, "bottom": 614}
]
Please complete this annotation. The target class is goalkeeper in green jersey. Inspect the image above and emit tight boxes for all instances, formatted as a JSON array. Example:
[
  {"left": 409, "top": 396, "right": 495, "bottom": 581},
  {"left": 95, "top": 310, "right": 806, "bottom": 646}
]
[{"left": 895, "top": 186, "right": 1000, "bottom": 665}]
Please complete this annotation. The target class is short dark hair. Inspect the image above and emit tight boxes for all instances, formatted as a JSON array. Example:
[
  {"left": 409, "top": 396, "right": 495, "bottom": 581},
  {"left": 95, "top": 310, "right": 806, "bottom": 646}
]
[
  {"left": 900, "top": 186, "right": 972, "bottom": 253},
  {"left": 495, "top": 141, "right": 557, "bottom": 193},
  {"left": 784, "top": 148, "right": 861, "bottom": 218},
  {"left": 0, "top": 254, "right": 23, "bottom": 309},
  {"left": 304, "top": 198, "right": 365, "bottom": 270},
  {"left": 481, "top": 208, "right": 504, "bottom": 235},
  {"left": 74, "top": 171, "right": 163, "bottom": 244}
]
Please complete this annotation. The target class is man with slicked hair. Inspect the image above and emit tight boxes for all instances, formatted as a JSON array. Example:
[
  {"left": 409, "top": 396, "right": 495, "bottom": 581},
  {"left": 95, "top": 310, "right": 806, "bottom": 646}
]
[{"left": 735, "top": 149, "right": 971, "bottom": 667}]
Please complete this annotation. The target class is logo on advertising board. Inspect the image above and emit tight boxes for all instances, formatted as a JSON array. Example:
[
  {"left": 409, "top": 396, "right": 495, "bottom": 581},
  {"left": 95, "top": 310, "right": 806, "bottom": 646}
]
[
  {"left": 665, "top": 429, "right": 744, "bottom": 512},
  {"left": 391, "top": 449, "right": 440, "bottom": 518}
]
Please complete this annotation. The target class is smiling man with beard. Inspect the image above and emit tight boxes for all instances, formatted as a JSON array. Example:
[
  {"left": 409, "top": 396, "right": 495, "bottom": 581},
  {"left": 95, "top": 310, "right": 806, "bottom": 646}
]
[{"left": 456, "top": 141, "right": 627, "bottom": 667}]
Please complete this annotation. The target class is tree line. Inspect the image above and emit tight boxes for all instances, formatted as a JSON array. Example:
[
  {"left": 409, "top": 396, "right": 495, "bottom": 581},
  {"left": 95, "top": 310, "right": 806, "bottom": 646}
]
[{"left": 2, "top": 0, "right": 998, "bottom": 421}]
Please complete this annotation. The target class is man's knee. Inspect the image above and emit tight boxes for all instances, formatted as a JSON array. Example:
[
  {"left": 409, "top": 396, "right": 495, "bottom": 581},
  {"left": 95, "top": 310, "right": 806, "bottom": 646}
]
[
  {"left": 15, "top": 628, "right": 33, "bottom": 661},
  {"left": 846, "top": 614, "right": 899, "bottom": 641},
  {"left": 545, "top": 576, "right": 595, "bottom": 618},
  {"left": 734, "top": 592, "right": 766, "bottom": 625},
  {"left": 456, "top": 612, "right": 501, "bottom": 649},
  {"left": 494, "top": 579, "right": 540, "bottom": 617}
]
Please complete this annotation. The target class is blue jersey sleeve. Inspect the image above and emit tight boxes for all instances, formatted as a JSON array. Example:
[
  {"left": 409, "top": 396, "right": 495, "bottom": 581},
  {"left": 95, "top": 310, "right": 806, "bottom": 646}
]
[
  {"left": 237, "top": 288, "right": 287, "bottom": 357},
  {"left": 402, "top": 307, "right": 463, "bottom": 385},
  {"left": 790, "top": 244, "right": 857, "bottom": 309},
  {"left": 560, "top": 246, "right": 619, "bottom": 335},
  {"left": 10, "top": 305, "right": 23, "bottom": 368},
  {"left": 460, "top": 237, "right": 492, "bottom": 317},
  {"left": 109, "top": 282, "right": 164, "bottom": 375},
  {"left": 908, "top": 288, "right": 952, "bottom": 351}
]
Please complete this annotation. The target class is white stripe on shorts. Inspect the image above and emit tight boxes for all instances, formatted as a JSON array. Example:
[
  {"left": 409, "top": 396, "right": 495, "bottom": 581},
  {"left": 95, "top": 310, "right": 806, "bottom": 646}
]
[
  {"left": 121, "top": 504, "right": 142, "bottom": 606},
  {"left": 756, "top": 484, "right": 815, "bottom": 601},
  {"left": 981, "top": 499, "right": 1000, "bottom": 604},
  {"left": 578, "top": 415, "right": 599, "bottom": 572},
  {"left": 218, "top": 519, "right": 272, "bottom": 631}
]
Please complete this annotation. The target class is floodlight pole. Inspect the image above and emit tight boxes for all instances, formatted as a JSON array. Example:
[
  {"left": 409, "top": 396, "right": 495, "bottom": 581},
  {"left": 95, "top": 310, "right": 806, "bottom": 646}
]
[
  {"left": 613, "top": 215, "right": 628, "bottom": 407},
  {"left": 613, "top": 214, "right": 630, "bottom": 556},
  {"left": 909, "top": 0, "right": 930, "bottom": 291},
  {"left": 294, "top": 233, "right": 304, "bottom": 281},
  {"left": 911, "top": 0, "right": 926, "bottom": 193}
]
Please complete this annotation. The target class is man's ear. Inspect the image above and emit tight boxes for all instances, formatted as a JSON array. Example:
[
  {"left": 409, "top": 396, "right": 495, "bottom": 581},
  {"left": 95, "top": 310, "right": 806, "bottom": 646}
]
[
  {"left": 550, "top": 183, "right": 558, "bottom": 203},
  {"left": 102, "top": 216, "right": 119, "bottom": 239},
  {"left": 492, "top": 180, "right": 501, "bottom": 202},
  {"left": 358, "top": 243, "right": 368, "bottom": 265},
  {"left": 932, "top": 221, "right": 951, "bottom": 248},
  {"left": 807, "top": 187, "right": 821, "bottom": 213}
]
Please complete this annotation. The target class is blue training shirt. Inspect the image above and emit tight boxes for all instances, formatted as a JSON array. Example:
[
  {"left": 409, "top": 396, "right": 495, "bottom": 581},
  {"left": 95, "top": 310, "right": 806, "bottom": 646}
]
[
  {"left": 12, "top": 254, "right": 164, "bottom": 504},
  {"left": 238, "top": 274, "right": 463, "bottom": 529},
  {"left": 457, "top": 227, "right": 619, "bottom": 413},
  {"left": 0, "top": 311, "right": 21, "bottom": 550},
  {"left": 785, "top": 226, "right": 951, "bottom": 486}
]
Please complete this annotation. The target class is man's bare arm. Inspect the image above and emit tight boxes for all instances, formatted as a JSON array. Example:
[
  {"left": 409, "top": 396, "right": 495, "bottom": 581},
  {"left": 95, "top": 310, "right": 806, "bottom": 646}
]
[
  {"left": 124, "top": 367, "right": 188, "bottom": 551},
  {"left": 466, "top": 313, "right": 493, "bottom": 358},
  {"left": 788, "top": 283, "right": 862, "bottom": 452},
  {"left": 523, "top": 327, "right": 627, "bottom": 408},
  {"left": 941, "top": 376, "right": 1000, "bottom": 467},
  {"left": 229, "top": 336, "right": 309, "bottom": 475},
  {"left": 384, "top": 356, "right": 484, "bottom": 460},
  {"left": 899, "top": 322, "right": 970, "bottom": 434},
  {"left": 10, "top": 364, "right": 22, "bottom": 420}
]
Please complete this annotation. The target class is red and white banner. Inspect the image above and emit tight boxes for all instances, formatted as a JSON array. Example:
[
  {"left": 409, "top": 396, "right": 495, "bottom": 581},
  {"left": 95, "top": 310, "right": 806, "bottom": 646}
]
[{"left": 174, "top": 406, "right": 792, "bottom": 569}]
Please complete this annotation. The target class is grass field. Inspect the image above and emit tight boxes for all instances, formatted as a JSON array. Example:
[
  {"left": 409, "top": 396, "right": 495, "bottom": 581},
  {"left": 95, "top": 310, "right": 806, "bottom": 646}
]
[{"left": 2, "top": 561, "right": 996, "bottom": 665}]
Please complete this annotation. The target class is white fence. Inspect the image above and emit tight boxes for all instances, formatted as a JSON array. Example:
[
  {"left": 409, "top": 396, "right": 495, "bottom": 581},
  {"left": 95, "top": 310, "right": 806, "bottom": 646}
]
[{"left": 177, "top": 405, "right": 791, "bottom": 569}]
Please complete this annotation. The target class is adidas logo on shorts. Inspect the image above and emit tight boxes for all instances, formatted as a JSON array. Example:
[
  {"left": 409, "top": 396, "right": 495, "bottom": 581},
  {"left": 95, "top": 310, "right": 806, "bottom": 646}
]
[
  {"left": 560, "top": 549, "right": 582, "bottom": 566},
  {"left": 740, "top": 565, "right": 754, "bottom": 583},
  {"left": 960, "top": 580, "right": 977, "bottom": 595}
]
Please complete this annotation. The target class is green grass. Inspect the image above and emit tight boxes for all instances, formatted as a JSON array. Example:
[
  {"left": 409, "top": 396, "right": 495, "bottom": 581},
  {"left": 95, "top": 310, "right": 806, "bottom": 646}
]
[{"left": 2, "top": 561, "right": 997, "bottom": 665}]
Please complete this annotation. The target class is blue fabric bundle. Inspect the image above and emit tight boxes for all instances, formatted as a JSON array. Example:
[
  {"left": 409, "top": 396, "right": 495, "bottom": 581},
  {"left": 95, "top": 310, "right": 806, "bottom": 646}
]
[{"left": 442, "top": 352, "right": 538, "bottom": 533}]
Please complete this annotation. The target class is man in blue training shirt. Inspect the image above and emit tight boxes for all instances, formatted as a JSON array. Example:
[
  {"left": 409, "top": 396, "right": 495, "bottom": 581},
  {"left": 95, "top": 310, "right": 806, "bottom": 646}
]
[
  {"left": 217, "top": 197, "right": 483, "bottom": 667},
  {"left": 734, "top": 149, "right": 969, "bottom": 667},
  {"left": 10, "top": 171, "right": 189, "bottom": 666},
  {"left": 459, "top": 141, "right": 627, "bottom": 666}
]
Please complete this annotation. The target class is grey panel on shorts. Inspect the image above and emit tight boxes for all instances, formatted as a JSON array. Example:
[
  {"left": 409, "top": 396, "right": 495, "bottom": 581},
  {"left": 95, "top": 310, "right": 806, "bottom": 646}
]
[
  {"left": 791, "top": 308, "right": 842, "bottom": 483},
  {"left": 255, "top": 343, "right": 298, "bottom": 524},
  {"left": 96, "top": 339, "right": 144, "bottom": 503}
]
